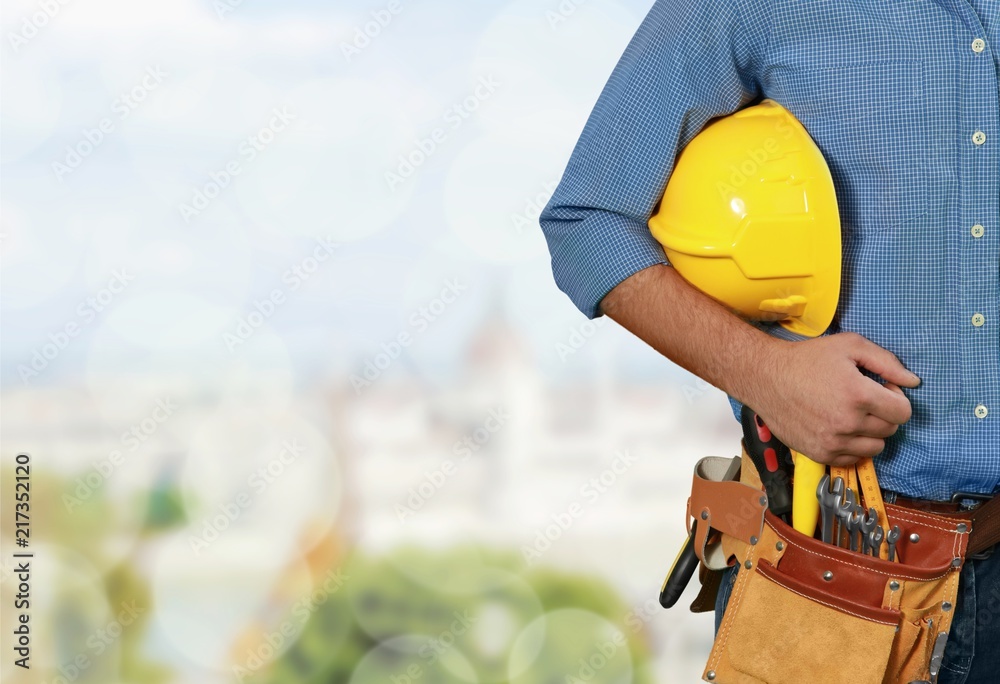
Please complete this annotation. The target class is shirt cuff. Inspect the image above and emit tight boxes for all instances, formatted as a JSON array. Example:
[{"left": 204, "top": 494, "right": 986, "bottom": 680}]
[{"left": 545, "top": 211, "right": 669, "bottom": 319}]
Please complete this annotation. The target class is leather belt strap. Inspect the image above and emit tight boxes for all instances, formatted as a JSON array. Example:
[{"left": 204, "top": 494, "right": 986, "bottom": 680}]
[
  {"left": 892, "top": 496, "right": 970, "bottom": 515},
  {"left": 968, "top": 494, "right": 1000, "bottom": 557}
]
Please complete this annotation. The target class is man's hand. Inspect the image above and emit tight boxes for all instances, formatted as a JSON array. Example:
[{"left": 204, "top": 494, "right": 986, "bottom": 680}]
[
  {"left": 747, "top": 333, "right": 920, "bottom": 466},
  {"left": 600, "top": 265, "right": 919, "bottom": 466}
]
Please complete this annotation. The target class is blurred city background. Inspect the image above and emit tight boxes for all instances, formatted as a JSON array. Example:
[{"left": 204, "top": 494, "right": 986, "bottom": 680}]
[{"left": 1, "top": 1, "right": 743, "bottom": 682}]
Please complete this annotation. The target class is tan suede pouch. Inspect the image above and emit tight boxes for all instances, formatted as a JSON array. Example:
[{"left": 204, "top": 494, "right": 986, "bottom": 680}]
[{"left": 691, "top": 450, "right": 970, "bottom": 684}]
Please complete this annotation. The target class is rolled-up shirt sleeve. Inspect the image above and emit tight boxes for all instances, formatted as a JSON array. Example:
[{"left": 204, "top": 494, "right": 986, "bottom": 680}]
[{"left": 538, "top": 0, "right": 771, "bottom": 318}]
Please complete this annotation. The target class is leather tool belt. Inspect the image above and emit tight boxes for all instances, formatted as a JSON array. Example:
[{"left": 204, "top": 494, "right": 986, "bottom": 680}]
[{"left": 683, "top": 447, "right": 1000, "bottom": 684}]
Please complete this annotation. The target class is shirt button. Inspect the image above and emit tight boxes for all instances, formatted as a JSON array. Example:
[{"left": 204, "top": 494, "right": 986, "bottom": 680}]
[
  {"left": 975, "top": 404, "right": 989, "bottom": 419},
  {"left": 972, "top": 38, "right": 986, "bottom": 53},
  {"left": 973, "top": 130, "right": 987, "bottom": 145},
  {"left": 971, "top": 224, "right": 985, "bottom": 238},
  {"left": 972, "top": 313, "right": 986, "bottom": 327}
]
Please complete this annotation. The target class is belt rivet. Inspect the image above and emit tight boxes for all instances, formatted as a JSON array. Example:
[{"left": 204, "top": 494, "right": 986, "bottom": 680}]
[
  {"left": 776, "top": 541, "right": 784, "bottom": 551},
  {"left": 706, "top": 671, "right": 717, "bottom": 681},
  {"left": 823, "top": 571, "right": 834, "bottom": 581},
  {"left": 890, "top": 581, "right": 900, "bottom": 591},
  {"left": 759, "top": 496, "right": 768, "bottom": 507},
  {"left": 749, "top": 536, "right": 758, "bottom": 545},
  {"left": 957, "top": 523, "right": 968, "bottom": 534},
  {"left": 701, "top": 510, "right": 710, "bottom": 521},
  {"left": 744, "top": 560, "right": 753, "bottom": 570},
  {"left": 952, "top": 557, "right": 962, "bottom": 568},
  {"left": 910, "top": 533, "right": 921, "bottom": 544},
  {"left": 942, "top": 601, "right": 953, "bottom": 612}
]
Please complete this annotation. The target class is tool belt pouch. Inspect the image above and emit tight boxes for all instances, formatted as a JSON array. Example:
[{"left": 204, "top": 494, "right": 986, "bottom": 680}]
[{"left": 690, "top": 450, "right": 971, "bottom": 684}]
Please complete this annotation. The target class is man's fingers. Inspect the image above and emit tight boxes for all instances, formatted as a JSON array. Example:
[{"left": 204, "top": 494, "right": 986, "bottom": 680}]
[
  {"left": 858, "top": 414, "right": 900, "bottom": 439},
  {"left": 839, "top": 436, "right": 887, "bottom": 459},
  {"left": 850, "top": 335, "right": 921, "bottom": 388},
  {"left": 860, "top": 378, "right": 913, "bottom": 425}
]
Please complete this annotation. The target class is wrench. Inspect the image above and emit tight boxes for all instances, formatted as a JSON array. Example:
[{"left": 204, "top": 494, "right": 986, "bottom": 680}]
[
  {"left": 816, "top": 474, "right": 843, "bottom": 544},
  {"left": 846, "top": 505, "right": 864, "bottom": 552},
  {"left": 860, "top": 507, "right": 879, "bottom": 555},
  {"left": 887, "top": 525, "right": 902, "bottom": 562},
  {"left": 835, "top": 488, "right": 857, "bottom": 548},
  {"left": 869, "top": 525, "right": 885, "bottom": 558}
]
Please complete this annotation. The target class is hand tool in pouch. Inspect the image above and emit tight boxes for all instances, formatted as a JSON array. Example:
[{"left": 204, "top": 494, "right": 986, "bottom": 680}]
[
  {"left": 659, "top": 456, "right": 742, "bottom": 608},
  {"left": 791, "top": 450, "right": 826, "bottom": 536},
  {"left": 739, "top": 405, "right": 793, "bottom": 523}
]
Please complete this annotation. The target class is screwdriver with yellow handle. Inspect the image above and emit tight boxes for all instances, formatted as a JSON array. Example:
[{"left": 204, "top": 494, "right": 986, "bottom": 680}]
[{"left": 791, "top": 450, "right": 826, "bottom": 536}]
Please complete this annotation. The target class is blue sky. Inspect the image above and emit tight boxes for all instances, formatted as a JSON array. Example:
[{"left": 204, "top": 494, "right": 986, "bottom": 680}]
[{"left": 0, "top": 0, "right": 697, "bottom": 391}]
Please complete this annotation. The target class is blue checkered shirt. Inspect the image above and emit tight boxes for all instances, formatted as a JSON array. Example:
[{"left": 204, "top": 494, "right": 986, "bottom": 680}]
[{"left": 539, "top": 0, "right": 1000, "bottom": 499}]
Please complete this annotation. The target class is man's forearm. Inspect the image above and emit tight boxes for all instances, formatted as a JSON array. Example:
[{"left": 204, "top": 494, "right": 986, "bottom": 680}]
[{"left": 599, "top": 264, "right": 782, "bottom": 409}]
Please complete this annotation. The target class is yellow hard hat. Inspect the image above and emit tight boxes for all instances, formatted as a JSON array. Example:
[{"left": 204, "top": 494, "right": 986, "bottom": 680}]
[{"left": 648, "top": 99, "right": 841, "bottom": 338}]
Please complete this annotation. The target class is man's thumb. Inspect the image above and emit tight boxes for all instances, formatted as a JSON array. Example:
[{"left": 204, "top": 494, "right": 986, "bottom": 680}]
[{"left": 851, "top": 337, "right": 921, "bottom": 388}]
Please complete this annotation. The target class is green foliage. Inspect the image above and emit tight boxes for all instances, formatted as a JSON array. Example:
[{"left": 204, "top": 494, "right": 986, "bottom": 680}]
[{"left": 251, "top": 547, "right": 653, "bottom": 684}]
